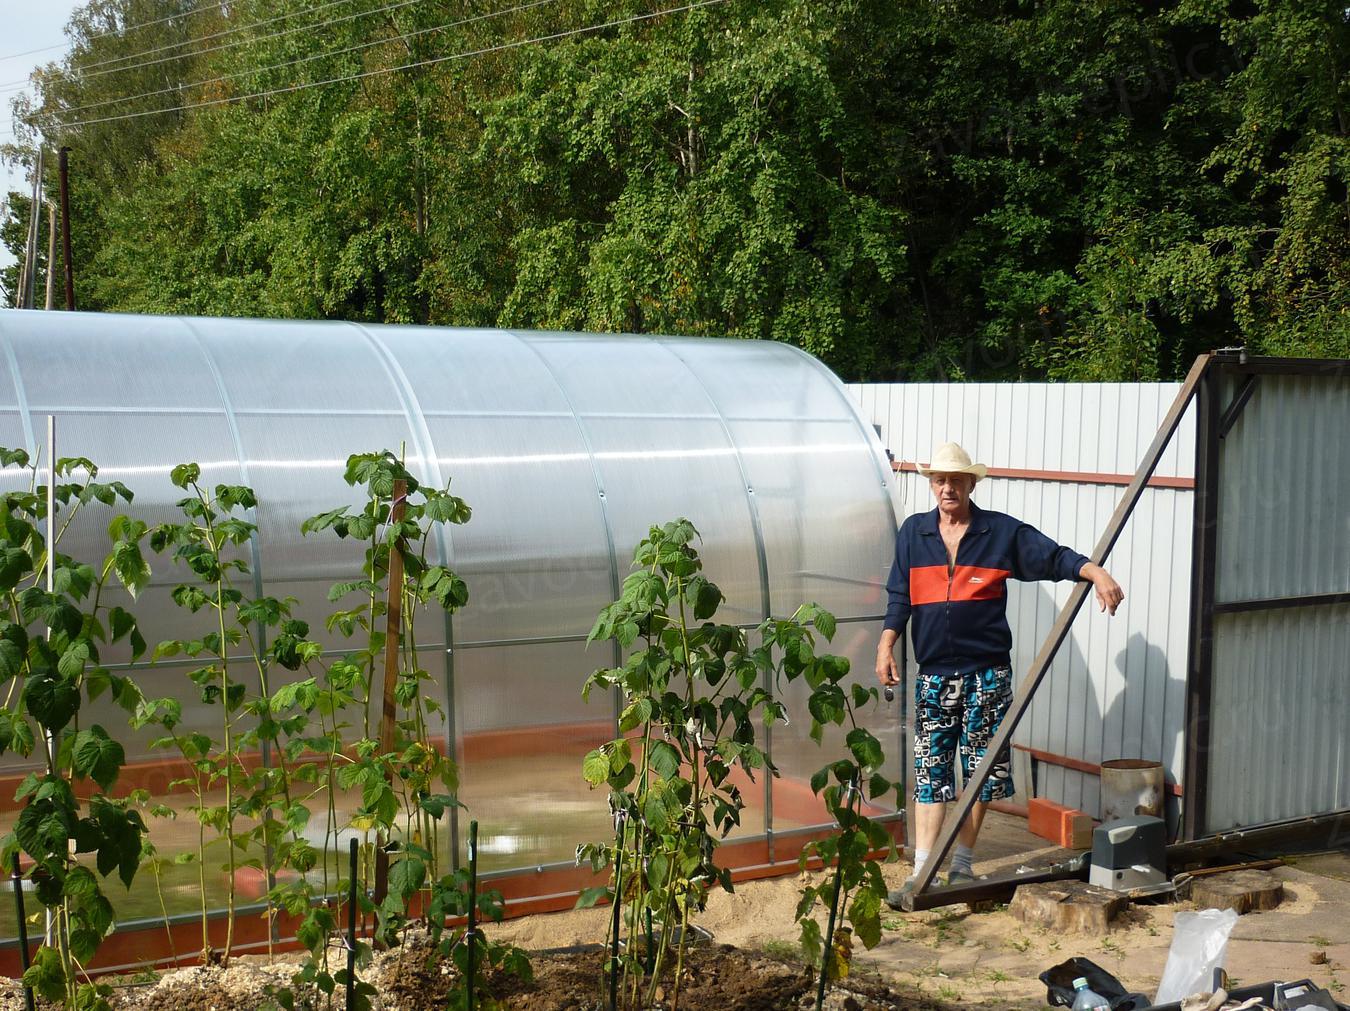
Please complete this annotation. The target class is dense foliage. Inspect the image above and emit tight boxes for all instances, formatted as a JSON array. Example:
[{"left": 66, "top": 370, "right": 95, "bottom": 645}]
[
  {"left": 577, "top": 520, "right": 896, "bottom": 1010},
  {"left": 4, "top": 0, "right": 1348, "bottom": 379}
]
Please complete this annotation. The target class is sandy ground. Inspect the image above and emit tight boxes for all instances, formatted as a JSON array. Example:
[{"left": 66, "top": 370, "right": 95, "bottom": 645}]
[{"left": 491, "top": 847, "right": 1350, "bottom": 1010}]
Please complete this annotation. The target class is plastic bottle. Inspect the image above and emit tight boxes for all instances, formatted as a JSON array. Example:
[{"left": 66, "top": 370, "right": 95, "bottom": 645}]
[{"left": 1071, "top": 977, "right": 1110, "bottom": 1011}]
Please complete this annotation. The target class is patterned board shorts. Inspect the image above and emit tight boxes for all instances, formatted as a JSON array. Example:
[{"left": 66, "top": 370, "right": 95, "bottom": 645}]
[{"left": 913, "top": 666, "right": 1015, "bottom": 804}]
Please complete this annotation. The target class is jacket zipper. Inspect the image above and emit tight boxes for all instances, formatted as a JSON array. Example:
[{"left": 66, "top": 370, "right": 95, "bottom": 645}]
[{"left": 945, "top": 538, "right": 956, "bottom": 661}]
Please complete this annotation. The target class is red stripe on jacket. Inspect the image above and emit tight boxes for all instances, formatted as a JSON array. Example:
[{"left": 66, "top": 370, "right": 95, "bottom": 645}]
[{"left": 909, "top": 564, "right": 1009, "bottom": 605}]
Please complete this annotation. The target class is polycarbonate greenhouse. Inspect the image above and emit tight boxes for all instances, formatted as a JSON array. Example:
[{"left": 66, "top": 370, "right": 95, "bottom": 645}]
[{"left": 0, "top": 310, "right": 901, "bottom": 943}]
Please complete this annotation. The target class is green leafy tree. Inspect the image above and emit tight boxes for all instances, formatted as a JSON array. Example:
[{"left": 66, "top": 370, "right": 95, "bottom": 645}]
[{"left": 14, "top": 0, "right": 1350, "bottom": 378}]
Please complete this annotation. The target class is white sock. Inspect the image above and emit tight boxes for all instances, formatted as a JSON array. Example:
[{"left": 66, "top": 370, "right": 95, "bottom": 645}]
[
  {"left": 909, "top": 847, "right": 930, "bottom": 880},
  {"left": 951, "top": 843, "right": 975, "bottom": 876}
]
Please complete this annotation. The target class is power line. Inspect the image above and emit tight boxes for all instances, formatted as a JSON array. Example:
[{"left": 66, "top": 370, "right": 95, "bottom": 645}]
[
  {"left": 61, "top": 0, "right": 371, "bottom": 77},
  {"left": 51, "top": 0, "right": 729, "bottom": 131},
  {"left": 0, "top": 0, "right": 418, "bottom": 93},
  {"left": 53, "top": 0, "right": 560, "bottom": 118},
  {"left": 0, "top": 0, "right": 227, "bottom": 65}
]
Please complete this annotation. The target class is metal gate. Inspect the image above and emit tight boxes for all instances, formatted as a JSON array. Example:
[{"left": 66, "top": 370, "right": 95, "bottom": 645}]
[{"left": 1185, "top": 355, "right": 1350, "bottom": 838}]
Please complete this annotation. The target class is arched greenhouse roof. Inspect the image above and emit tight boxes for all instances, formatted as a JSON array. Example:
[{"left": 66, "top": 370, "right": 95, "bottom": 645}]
[{"left": 0, "top": 311, "right": 895, "bottom": 641}]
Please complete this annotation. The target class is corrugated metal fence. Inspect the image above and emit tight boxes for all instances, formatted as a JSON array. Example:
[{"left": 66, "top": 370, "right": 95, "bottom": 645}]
[{"left": 848, "top": 382, "right": 1196, "bottom": 820}]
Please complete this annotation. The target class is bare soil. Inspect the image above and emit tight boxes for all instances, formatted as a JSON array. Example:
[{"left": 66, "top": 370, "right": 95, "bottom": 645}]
[
  {"left": 0, "top": 934, "right": 938, "bottom": 1011},
  {"left": 4, "top": 819, "right": 1348, "bottom": 1011}
]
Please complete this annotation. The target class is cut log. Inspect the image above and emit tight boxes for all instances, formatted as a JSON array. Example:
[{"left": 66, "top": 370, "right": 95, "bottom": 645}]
[
  {"left": 1188, "top": 869, "right": 1284, "bottom": 914},
  {"left": 1009, "top": 880, "right": 1128, "bottom": 934}
]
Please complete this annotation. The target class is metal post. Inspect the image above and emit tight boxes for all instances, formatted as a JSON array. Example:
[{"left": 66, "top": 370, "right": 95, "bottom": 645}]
[
  {"left": 902, "top": 354, "right": 1212, "bottom": 909},
  {"left": 11, "top": 854, "right": 34, "bottom": 1011},
  {"left": 20, "top": 149, "right": 44, "bottom": 310},
  {"left": 608, "top": 820, "right": 624, "bottom": 1011},
  {"left": 346, "top": 838, "right": 358, "bottom": 1008},
  {"left": 43, "top": 416, "right": 55, "bottom": 944},
  {"left": 58, "top": 148, "right": 74, "bottom": 311},
  {"left": 466, "top": 820, "right": 478, "bottom": 1011},
  {"left": 1183, "top": 362, "right": 1222, "bottom": 841}
]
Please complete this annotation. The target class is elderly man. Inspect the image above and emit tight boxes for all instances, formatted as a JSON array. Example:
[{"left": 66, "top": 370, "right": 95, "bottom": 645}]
[{"left": 876, "top": 443, "right": 1123, "bottom": 904}]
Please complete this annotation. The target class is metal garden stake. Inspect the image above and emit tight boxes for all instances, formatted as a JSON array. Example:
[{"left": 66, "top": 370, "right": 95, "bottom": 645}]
[
  {"left": 346, "top": 837, "right": 358, "bottom": 1009},
  {"left": 11, "top": 853, "right": 34, "bottom": 1011},
  {"left": 466, "top": 819, "right": 478, "bottom": 1011}
]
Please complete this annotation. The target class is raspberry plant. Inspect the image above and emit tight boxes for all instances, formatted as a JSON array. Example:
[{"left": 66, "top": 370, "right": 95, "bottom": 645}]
[
  {"left": 0, "top": 448, "right": 151, "bottom": 1010},
  {"left": 579, "top": 520, "right": 898, "bottom": 1010}
]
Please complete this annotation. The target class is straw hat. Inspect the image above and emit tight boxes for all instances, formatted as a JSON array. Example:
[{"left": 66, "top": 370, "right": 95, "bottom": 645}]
[{"left": 916, "top": 442, "right": 988, "bottom": 482}]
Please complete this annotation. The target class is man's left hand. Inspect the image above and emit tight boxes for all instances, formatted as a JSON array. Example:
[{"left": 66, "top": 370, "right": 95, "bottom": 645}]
[{"left": 1080, "top": 563, "right": 1124, "bottom": 615}]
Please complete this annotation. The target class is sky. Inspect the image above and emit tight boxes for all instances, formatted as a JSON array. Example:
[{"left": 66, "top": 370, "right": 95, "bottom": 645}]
[{"left": 1, "top": 0, "right": 86, "bottom": 273}]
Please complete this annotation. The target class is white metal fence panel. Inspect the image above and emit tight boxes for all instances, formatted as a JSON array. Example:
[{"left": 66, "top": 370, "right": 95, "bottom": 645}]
[{"left": 849, "top": 382, "right": 1195, "bottom": 819}]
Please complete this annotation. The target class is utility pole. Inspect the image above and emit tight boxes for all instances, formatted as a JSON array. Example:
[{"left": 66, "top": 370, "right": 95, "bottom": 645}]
[
  {"left": 44, "top": 203, "right": 56, "bottom": 310},
  {"left": 58, "top": 148, "right": 74, "bottom": 311},
  {"left": 21, "top": 149, "right": 44, "bottom": 310}
]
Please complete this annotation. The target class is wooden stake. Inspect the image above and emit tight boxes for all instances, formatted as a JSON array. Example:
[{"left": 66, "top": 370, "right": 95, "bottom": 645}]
[{"left": 372, "top": 479, "right": 407, "bottom": 906}]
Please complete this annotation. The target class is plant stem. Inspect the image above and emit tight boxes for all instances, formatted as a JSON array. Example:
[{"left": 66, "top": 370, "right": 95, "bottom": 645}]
[{"left": 671, "top": 890, "right": 691, "bottom": 1011}]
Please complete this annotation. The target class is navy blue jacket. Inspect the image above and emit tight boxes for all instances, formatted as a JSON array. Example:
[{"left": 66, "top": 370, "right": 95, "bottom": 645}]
[{"left": 884, "top": 503, "right": 1090, "bottom": 675}]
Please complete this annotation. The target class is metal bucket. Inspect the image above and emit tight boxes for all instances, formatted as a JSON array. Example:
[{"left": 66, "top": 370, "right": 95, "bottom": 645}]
[{"left": 1100, "top": 758, "right": 1164, "bottom": 821}]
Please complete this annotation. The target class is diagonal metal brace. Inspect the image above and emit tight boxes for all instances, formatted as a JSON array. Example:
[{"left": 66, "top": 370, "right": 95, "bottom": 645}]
[{"left": 900, "top": 353, "right": 1212, "bottom": 909}]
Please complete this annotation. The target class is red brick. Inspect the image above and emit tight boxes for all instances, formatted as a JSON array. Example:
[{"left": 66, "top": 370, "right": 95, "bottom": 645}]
[{"left": 1028, "top": 797, "right": 1094, "bottom": 849}]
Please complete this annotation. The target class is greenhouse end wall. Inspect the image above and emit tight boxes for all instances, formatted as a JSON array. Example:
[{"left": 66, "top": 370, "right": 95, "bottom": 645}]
[{"left": 0, "top": 311, "right": 902, "bottom": 953}]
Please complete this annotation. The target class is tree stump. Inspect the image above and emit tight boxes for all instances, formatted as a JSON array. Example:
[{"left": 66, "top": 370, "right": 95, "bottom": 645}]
[
  {"left": 1009, "top": 880, "right": 1128, "bottom": 934},
  {"left": 1189, "top": 869, "right": 1283, "bottom": 914}
]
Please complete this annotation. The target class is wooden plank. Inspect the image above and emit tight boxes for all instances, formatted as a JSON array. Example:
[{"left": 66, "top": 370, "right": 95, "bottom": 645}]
[{"left": 372, "top": 478, "right": 408, "bottom": 906}]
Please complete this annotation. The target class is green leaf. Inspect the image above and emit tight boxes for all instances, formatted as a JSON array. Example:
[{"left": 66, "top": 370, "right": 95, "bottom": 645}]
[
  {"left": 845, "top": 728, "right": 884, "bottom": 771},
  {"left": 0, "top": 546, "right": 32, "bottom": 591},
  {"left": 648, "top": 740, "right": 681, "bottom": 782},
  {"left": 847, "top": 886, "right": 882, "bottom": 949},
  {"left": 58, "top": 640, "right": 92, "bottom": 680},
  {"left": 850, "top": 683, "right": 876, "bottom": 709},
  {"left": 799, "top": 917, "right": 823, "bottom": 965},
  {"left": 582, "top": 748, "right": 610, "bottom": 786},
  {"left": 809, "top": 765, "right": 829, "bottom": 796},
  {"left": 642, "top": 789, "right": 670, "bottom": 833},
  {"left": 169, "top": 463, "right": 200, "bottom": 489},
  {"left": 574, "top": 885, "right": 610, "bottom": 909},
  {"left": 387, "top": 854, "right": 426, "bottom": 903},
  {"left": 110, "top": 539, "right": 151, "bottom": 597},
  {"left": 72, "top": 725, "right": 125, "bottom": 791},
  {"left": 0, "top": 446, "right": 30, "bottom": 468},
  {"left": 647, "top": 851, "right": 670, "bottom": 890},
  {"left": 618, "top": 696, "right": 653, "bottom": 733},
  {"left": 23, "top": 946, "right": 67, "bottom": 1001},
  {"left": 867, "top": 773, "right": 893, "bottom": 800},
  {"left": 690, "top": 577, "right": 723, "bottom": 621},
  {"left": 25, "top": 669, "right": 80, "bottom": 732},
  {"left": 15, "top": 795, "right": 76, "bottom": 860},
  {"left": 813, "top": 609, "right": 837, "bottom": 641},
  {"left": 0, "top": 636, "right": 24, "bottom": 681}
]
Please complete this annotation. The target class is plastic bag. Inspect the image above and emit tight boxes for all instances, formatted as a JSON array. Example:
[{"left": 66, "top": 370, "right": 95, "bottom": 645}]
[{"left": 1154, "top": 908, "right": 1240, "bottom": 1004}]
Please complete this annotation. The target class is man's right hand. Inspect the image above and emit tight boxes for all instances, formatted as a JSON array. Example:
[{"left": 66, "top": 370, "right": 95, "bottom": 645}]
[{"left": 876, "top": 630, "right": 900, "bottom": 686}]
